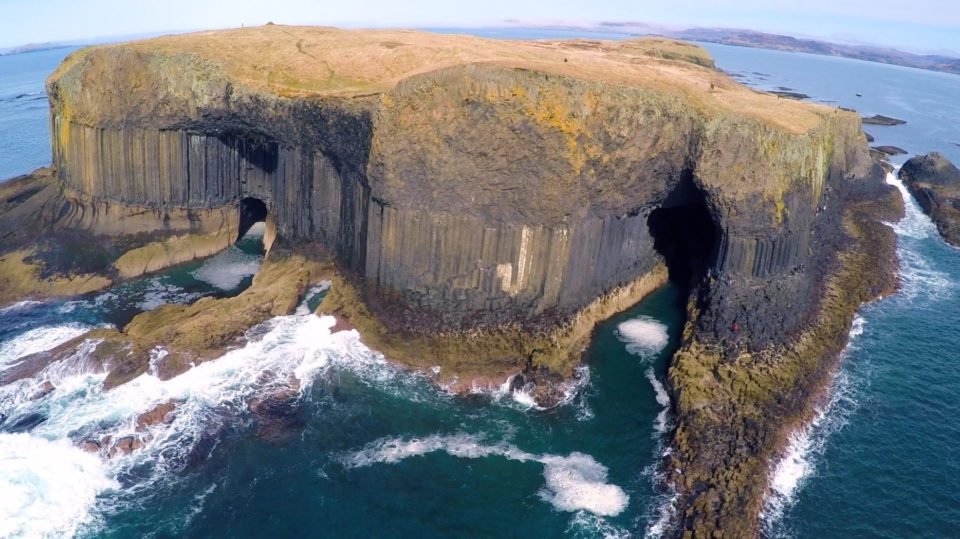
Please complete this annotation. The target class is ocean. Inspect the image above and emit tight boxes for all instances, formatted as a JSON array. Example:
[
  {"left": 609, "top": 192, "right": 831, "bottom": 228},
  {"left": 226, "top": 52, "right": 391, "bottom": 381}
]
[{"left": 0, "top": 36, "right": 958, "bottom": 538}]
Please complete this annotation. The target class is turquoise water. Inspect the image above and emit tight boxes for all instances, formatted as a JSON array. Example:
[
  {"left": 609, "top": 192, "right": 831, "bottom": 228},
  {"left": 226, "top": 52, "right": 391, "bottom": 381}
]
[{"left": 2, "top": 33, "right": 960, "bottom": 539}]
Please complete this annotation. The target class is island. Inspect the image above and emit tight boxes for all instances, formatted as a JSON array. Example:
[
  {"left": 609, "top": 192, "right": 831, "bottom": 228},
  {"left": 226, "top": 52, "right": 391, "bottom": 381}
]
[{"left": 0, "top": 26, "right": 902, "bottom": 537}]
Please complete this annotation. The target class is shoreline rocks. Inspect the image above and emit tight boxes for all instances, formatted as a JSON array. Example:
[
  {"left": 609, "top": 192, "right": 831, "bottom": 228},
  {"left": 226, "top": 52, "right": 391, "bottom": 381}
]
[
  {"left": 0, "top": 26, "right": 905, "bottom": 536},
  {"left": 872, "top": 145, "right": 907, "bottom": 156},
  {"left": 900, "top": 153, "right": 960, "bottom": 246},
  {"left": 862, "top": 114, "right": 907, "bottom": 126}
]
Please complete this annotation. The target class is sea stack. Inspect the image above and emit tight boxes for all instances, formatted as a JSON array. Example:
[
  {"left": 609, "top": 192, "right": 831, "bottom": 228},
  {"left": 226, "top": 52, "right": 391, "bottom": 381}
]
[
  {"left": 900, "top": 152, "right": 960, "bottom": 246},
  {"left": 0, "top": 26, "right": 903, "bottom": 537}
]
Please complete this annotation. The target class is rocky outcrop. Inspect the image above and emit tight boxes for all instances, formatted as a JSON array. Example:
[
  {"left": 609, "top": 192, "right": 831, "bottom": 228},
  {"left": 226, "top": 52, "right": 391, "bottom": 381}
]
[
  {"left": 0, "top": 26, "right": 901, "bottom": 537},
  {"left": 0, "top": 168, "right": 239, "bottom": 304},
  {"left": 862, "top": 114, "right": 906, "bottom": 126},
  {"left": 900, "top": 153, "right": 960, "bottom": 246}
]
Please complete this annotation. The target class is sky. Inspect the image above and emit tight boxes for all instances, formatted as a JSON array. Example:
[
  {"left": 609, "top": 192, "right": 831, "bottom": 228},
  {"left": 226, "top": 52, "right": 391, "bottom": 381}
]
[{"left": 1, "top": 0, "right": 958, "bottom": 54}]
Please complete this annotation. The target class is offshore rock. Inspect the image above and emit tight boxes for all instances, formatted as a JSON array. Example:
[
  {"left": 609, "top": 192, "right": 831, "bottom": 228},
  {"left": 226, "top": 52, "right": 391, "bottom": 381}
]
[
  {"left": 0, "top": 25, "right": 903, "bottom": 537},
  {"left": 900, "top": 153, "right": 960, "bottom": 246}
]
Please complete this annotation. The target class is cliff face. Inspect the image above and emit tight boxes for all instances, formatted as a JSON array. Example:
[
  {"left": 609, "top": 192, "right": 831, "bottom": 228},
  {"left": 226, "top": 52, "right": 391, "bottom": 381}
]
[
  {"left": 0, "top": 26, "right": 898, "bottom": 537},
  {"left": 45, "top": 28, "right": 869, "bottom": 349}
]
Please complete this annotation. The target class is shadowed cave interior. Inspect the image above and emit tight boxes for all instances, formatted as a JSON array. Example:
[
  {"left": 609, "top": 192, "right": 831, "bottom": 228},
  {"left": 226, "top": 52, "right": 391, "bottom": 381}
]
[
  {"left": 238, "top": 197, "right": 268, "bottom": 241},
  {"left": 647, "top": 175, "right": 719, "bottom": 296}
]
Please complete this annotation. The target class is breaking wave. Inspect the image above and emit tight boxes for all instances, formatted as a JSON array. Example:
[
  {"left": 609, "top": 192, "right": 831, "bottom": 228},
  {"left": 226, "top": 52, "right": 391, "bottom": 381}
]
[
  {"left": 342, "top": 432, "right": 629, "bottom": 518},
  {"left": 0, "top": 303, "right": 422, "bottom": 537},
  {"left": 0, "top": 433, "right": 117, "bottom": 538},
  {"left": 615, "top": 317, "right": 669, "bottom": 359},
  {"left": 0, "top": 323, "right": 94, "bottom": 366}
]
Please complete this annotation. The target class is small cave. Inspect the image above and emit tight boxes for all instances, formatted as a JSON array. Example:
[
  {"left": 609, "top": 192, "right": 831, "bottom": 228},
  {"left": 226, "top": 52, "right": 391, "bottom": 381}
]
[
  {"left": 647, "top": 176, "right": 719, "bottom": 294},
  {"left": 238, "top": 197, "right": 268, "bottom": 242}
]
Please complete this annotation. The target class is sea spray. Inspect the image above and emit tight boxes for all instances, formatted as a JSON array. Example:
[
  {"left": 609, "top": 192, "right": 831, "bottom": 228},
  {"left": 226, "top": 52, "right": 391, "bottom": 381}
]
[{"left": 0, "top": 433, "right": 118, "bottom": 538}]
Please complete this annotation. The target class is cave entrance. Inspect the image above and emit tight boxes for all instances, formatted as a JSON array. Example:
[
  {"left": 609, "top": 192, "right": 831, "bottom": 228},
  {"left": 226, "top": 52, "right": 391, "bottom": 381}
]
[
  {"left": 647, "top": 176, "right": 718, "bottom": 292},
  {"left": 238, "top": 197, "right": 268, "bottom": 243}
]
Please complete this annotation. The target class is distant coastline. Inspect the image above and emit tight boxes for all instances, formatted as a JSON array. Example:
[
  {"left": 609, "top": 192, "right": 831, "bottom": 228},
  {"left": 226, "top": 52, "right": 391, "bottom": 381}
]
[
  {"left": 663, "top": 27, "right": 960, "bottom": 76},
  {"left": 0, "top": 43, "right": 75, "bottom": 56},
  {"left": 494, "top": 22, "right": 960, "bottom": 76}
]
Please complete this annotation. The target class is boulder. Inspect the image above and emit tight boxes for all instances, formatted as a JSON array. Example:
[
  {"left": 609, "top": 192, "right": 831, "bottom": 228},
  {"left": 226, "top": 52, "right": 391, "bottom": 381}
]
[
  {"left": 135, "top": 401, "right": 177, "bottom": 431},
  {"left": 107, "top": 435, "right": 145, "bottom": 457},
  {"left": 900, "top": 153, "right": 960, "bottom": 245},
  {"left": 29, "top": 381, "right": 55, "bottom": 400}
]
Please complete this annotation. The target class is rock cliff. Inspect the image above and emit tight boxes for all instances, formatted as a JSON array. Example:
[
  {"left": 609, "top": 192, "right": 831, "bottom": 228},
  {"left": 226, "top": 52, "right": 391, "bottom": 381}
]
[{"left": 0, "top": 26, "right": 899, "bottom": 537}]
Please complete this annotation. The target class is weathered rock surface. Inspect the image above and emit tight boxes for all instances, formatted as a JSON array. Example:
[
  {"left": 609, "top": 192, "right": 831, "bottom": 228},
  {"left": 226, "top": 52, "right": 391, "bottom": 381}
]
[
  {"left": 900, "top": 152, "right": 960, "bottom": 246},
  {"left": 0, "top": 26, "right": 903, "bottom": 537},
  {"left": 135, "top": 401, "right": 178, "bottom": 430}
]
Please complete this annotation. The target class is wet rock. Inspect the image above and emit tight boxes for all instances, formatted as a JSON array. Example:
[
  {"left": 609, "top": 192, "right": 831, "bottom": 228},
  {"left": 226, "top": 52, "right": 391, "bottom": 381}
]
[
  {"left": 107, "top": 435, "right": 145, "bottom": 457},
  {"left": 3, "top": 412, "right": 47, "bottom": 433},
  {"left": 135, "top": 401, "right": 177, "bottom": 431},
  {"left": 30, "top": 381, "right": 55, "bottom": 400},
  {"left": 78, "top": 439, "right": 102, "bottom": 453},
  {"left": 248, "top": 378, "right": 303, "bottom": 440},
  {"left": 862, "top": 114, "right": 907, "bottom": 126},
  {"left": 873, "top": 145, "right": 907, "bottom": 156},
  {"left": 900, "top": 152, "right": 960, "bottom": 246}
]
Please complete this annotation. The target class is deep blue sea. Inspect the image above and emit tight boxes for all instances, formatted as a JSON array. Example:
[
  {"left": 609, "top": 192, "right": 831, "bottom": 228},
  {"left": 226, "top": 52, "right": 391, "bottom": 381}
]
[{"left": 1, "top": 35, "right": 959, "bottom": 539}]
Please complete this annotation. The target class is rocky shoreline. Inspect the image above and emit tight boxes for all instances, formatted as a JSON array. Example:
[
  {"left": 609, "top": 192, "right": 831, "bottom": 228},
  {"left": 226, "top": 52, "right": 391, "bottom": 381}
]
[
  {"left": 667, "top": 165, "right": 902, "bottom": 537},
  {"left": 0, "top": 26, "right": 906, "bottom": 537}
]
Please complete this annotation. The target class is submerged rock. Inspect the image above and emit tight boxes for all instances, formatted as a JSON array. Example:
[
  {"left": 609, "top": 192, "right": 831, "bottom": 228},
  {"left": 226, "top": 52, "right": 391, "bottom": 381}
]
[
  {"left": 248, "top": 377, "right": 303, "bottom": 441},
  {"left": 873, "top": 145, "right": 908, "bottom": 156},
  {"left": 862, "top": 114, "right": 907, "bottom": 126},
  {"left": 135, "top": 401, "right": 178, "bottom": 431},
  {"left": 29, "top": 381, "right": 55, "bottom": 400},
  {"left": 900, "top": 153, "right": 960, "bottom": 246},
  {"left": 107, "top": 435, "right": 145, "bottom": 457},
  {"left": 78, "top": 439, "right": 102, "bottom": 453},
  {"left": 2, "top": 412, "right": 47, "bottom": 433}
]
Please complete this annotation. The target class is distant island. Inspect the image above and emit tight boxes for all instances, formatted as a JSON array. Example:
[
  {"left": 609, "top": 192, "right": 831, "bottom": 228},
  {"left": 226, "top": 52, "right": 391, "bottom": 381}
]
[
  {"left": 0, "top": 42, "right": 74, "bottom": 56},
  {"left": 594, "top": 22, "right": 960, "bottom": 76}
]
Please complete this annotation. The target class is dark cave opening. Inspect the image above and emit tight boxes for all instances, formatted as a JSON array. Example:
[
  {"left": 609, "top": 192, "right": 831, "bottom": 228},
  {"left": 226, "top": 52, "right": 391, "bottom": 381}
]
[
  {"left": 238, "top": 197, "right": 268, "bottom": 242},
  {"left": 647, "top": 179, "right": 719, "bottom": 293}
]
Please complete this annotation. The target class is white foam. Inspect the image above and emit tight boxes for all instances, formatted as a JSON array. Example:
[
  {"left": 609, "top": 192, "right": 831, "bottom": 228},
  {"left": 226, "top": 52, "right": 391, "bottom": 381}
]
[
  {"left": 0, "top": 323, "right": 94, "bottom": 366},
  {"left": 485, "top": 365, "right": 593, "bottom": 415},
  {"left": 885, "top": 169, "right": 936, "bottom": 239},
  {"left": 190, "top": 246, "right": 263, "bottom": 291},
  {"left": 538, "top": 452, "right": 630, "bottom": 517},
  {"left": 616, "top": 317, "right": 669, "bottom": 359},
  {"left": 294, "top": 280, "right": 331, "bottom": 315},
  {"left": 645, "top": 368, "right": 671, "bottom": 435},
  {"left": 760, "top": 317, "right": 868, "bottom": 533},
  {"left": 343, "top": 433, "right": 629, "bottom": 517},
  {"left": 136, "top": 281, "right": 202, "bottom": 311},
  {"left": 884, "top": 171, "right": 956, "bottom": 301},
  {"left": 566, "top": 511, "right": 631, "bottom": 539},
  {"left": 0, "top": 300, "right": 44, "bottom": 315},
  {"left": 0, "top": 433, "right": 117, "bottom": 539}
]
